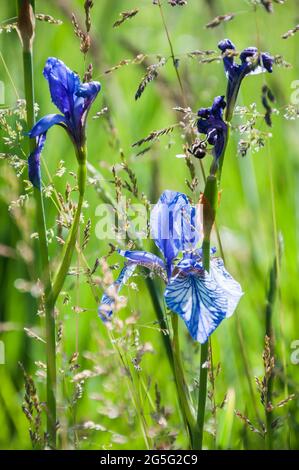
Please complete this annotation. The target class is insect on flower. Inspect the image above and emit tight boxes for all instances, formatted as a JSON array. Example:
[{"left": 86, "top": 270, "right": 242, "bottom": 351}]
[
  {"left": 218, "top": 39, "right": 274, "bottom": 121},
  {"left": 28, "top": 58, "right": 101, "bottom": 188},
  {"left": 99, "top": 190, "right": 243, "bottom": 343},
  {"left": 188, "top": 139, "right": 207, "bottom": 160}
]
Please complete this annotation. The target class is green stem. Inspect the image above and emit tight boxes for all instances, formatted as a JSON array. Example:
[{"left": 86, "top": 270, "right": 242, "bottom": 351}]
[
  {"left": 195, "top": 341, "right": 209, "bottom": 450},
  {"left": 196, "top": 175, "right": 218, "bottom": 450},
  {"left": 202, "top": 175, "right": 218, "bottom": 268},
  {"left": 157, "top": 0, "right": 186, "bottom": 102},
  {"left": 195, "top": 264, "right": 209, "bottom": 450},
  {"left": 16, "top": 0, "right": 57, "bottom": 448},
  {"left": 44, "top": 295, "right": 56, "bottom": 447},
  {"left": 52, "top": 152, "right": 86, "bottom": 304},
  {"left": 202, "top": 239, "right": 211, "bottom": 272},
  {"left": 171, "top": 315, "right": 196, "bottom": 447},
  {"left": 265, "top": 250, "right": 280, "bottom": 450},
  {"left": 145, "top": 277, "right": 173, "bottom": 369},
  {"left": 217, "top": 126, "right": 230, "bottom": 183},
  {"left": 146, "top": 278, "right": 197, "bottom": 448}
]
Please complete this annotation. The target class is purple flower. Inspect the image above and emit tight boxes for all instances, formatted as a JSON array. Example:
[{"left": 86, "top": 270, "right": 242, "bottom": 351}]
[
  {"left": 99, "top": 190, "right": 243, "bottom": 344},
  {"left": 28, "top": 58, "right": 101, "bottom": 188},
  {"left": 218, "top": 39, "right": 274, "bottom": 121},
  {"left": 197, "top": 95, "right": 228, "bottom": 163}
]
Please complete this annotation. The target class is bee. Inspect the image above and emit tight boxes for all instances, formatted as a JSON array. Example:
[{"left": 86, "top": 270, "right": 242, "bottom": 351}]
[{"left": 188, "top": 139, "right": 207, "bottom": 159}]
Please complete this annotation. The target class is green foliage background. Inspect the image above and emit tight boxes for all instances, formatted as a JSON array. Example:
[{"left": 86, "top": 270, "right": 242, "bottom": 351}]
[{"left": 0, "top": 0, "right": 299, "bottom": 450}]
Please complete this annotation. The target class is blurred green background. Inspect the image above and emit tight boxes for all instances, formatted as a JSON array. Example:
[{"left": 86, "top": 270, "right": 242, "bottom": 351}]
[{"left": 0, "top": 0, "right": 299, "bottom": 450}]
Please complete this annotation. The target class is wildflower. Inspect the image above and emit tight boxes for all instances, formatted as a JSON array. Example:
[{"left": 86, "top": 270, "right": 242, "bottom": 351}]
[
  {"left": 218, "top": 39, "right": 273, "bottom": 121},
  {"left": 28, "top": 58, "right": 101, "bottom": 188},
  {"left": 197, "top": 95, "right": 227, "bottom": 164},
  {"left": 99, "top": 190, "right": 243, "bottom": 343}
]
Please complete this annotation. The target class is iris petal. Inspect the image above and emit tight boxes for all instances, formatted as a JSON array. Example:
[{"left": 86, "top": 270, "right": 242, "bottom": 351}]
[
  {"left": 165, "top": 255, "right": 243, "bottom": 342},
  {"left": 28, "top": 133, "right": 46, "bottom": 189},
  {"left": 240, "top": 48, "right": 273, "bottom": 74},
  {"left": 217, "top": 39, "right": 236, "bottom": 78},
  {"left": 165, "top": 268, "right": 227, "bottom": 344},
  {"left": 75, "top": 82, "right": 101, "bottom": 111},
  {"left": 98, "top": 264, "right": 136, "bottom": 321},
  {"left": 218, "top": 38, "right": 236, "bottom": 54},
  {"left": 29, "top": 114, "right": 67, "bottom": 138},
  {"left": 150, "top": 190, "right": 200, "bottom": 269},
  {"left": 118, "top": 249, "right": 166, "bottom": 279},
  {"left": 260, "top": 53, "right": 273, "bottom": 73},
  {"left": 197, "top": 96, "right": 227, "bottom": 160},
  {"left": 210, "top": 258, "right": 243, "bottom": 318},
  {"left": 28, "top": 114, "right": 67, "bottom": 188},
  {"left": 240, "top": 47, "right": 258, "bottom": 64},
  {"left": 218, "top": 39, "right": 273, "bottom": 121},
  {"left": 211, "top": 95, "right": 227, "bottom": 118},
  {"left": 28, "top": 58, "right": 101, "bottom": 187},
  {"left": 73, "top": 81, "right": 101, "bottom": 131},
  {"left": 42, "top": 58, "right": 101, "bottom": 145},
  {"left": 214, "top": 131, "right": 225, "bottom": 160},
  {"left": 43, "top": 57, "right": 80, "bottom": 117}
]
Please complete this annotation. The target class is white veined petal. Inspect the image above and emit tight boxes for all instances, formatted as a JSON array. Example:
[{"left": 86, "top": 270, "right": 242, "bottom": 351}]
[
  {"left": 210, "top": 258, "right": 243, "bottom": 318},
  {"left": 165, "top": 271, "right": 227, "bottom": 344}
]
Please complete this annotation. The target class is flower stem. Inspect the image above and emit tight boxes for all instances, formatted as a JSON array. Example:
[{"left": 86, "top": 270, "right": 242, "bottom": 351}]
[
  {"left": 194, "top": 341, "right": 209, "bottom": 449},
  {"left": 217, "top": 126, "right": 230, "bottom": 183},
  {"left": 16, "top": 0, "right": 57, "bottom": 448},
  {"left": 52, "top": 150, "right": 86, "bottom": 304},
  {"left": 146, "top": 278, "right": 197, "bottom": 447},
  {"left": 145, "top": 277, "right": 173, "bottom": 369},
  {"left": 265, "top": 245, "right": 281, "bottom": 450},
  {"left": 157, "top": 0, "right": 186, "bottom": 102},
  {"left": 195, "top": 175, "right": 218, "bottom": 449},
  {"left": 202, "top": 175, "right": 218, "bottom": 269},
  {"left": 171, "top": 315, "right": 196, "bottom": 447}
]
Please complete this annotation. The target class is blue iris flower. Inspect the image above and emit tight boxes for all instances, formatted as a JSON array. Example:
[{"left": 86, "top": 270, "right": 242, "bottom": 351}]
[
  {"left": 218, "top": 39, "right": 274, "bottom": 121},
  {"left": 197, "top": 95, "right": 227, "bottom": 162},
  {"left": 99, "top": 190, "right": 243, "bottom": 344},
  {"left": 28, "top": 58, "right": 101, "bottom": 188}
]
